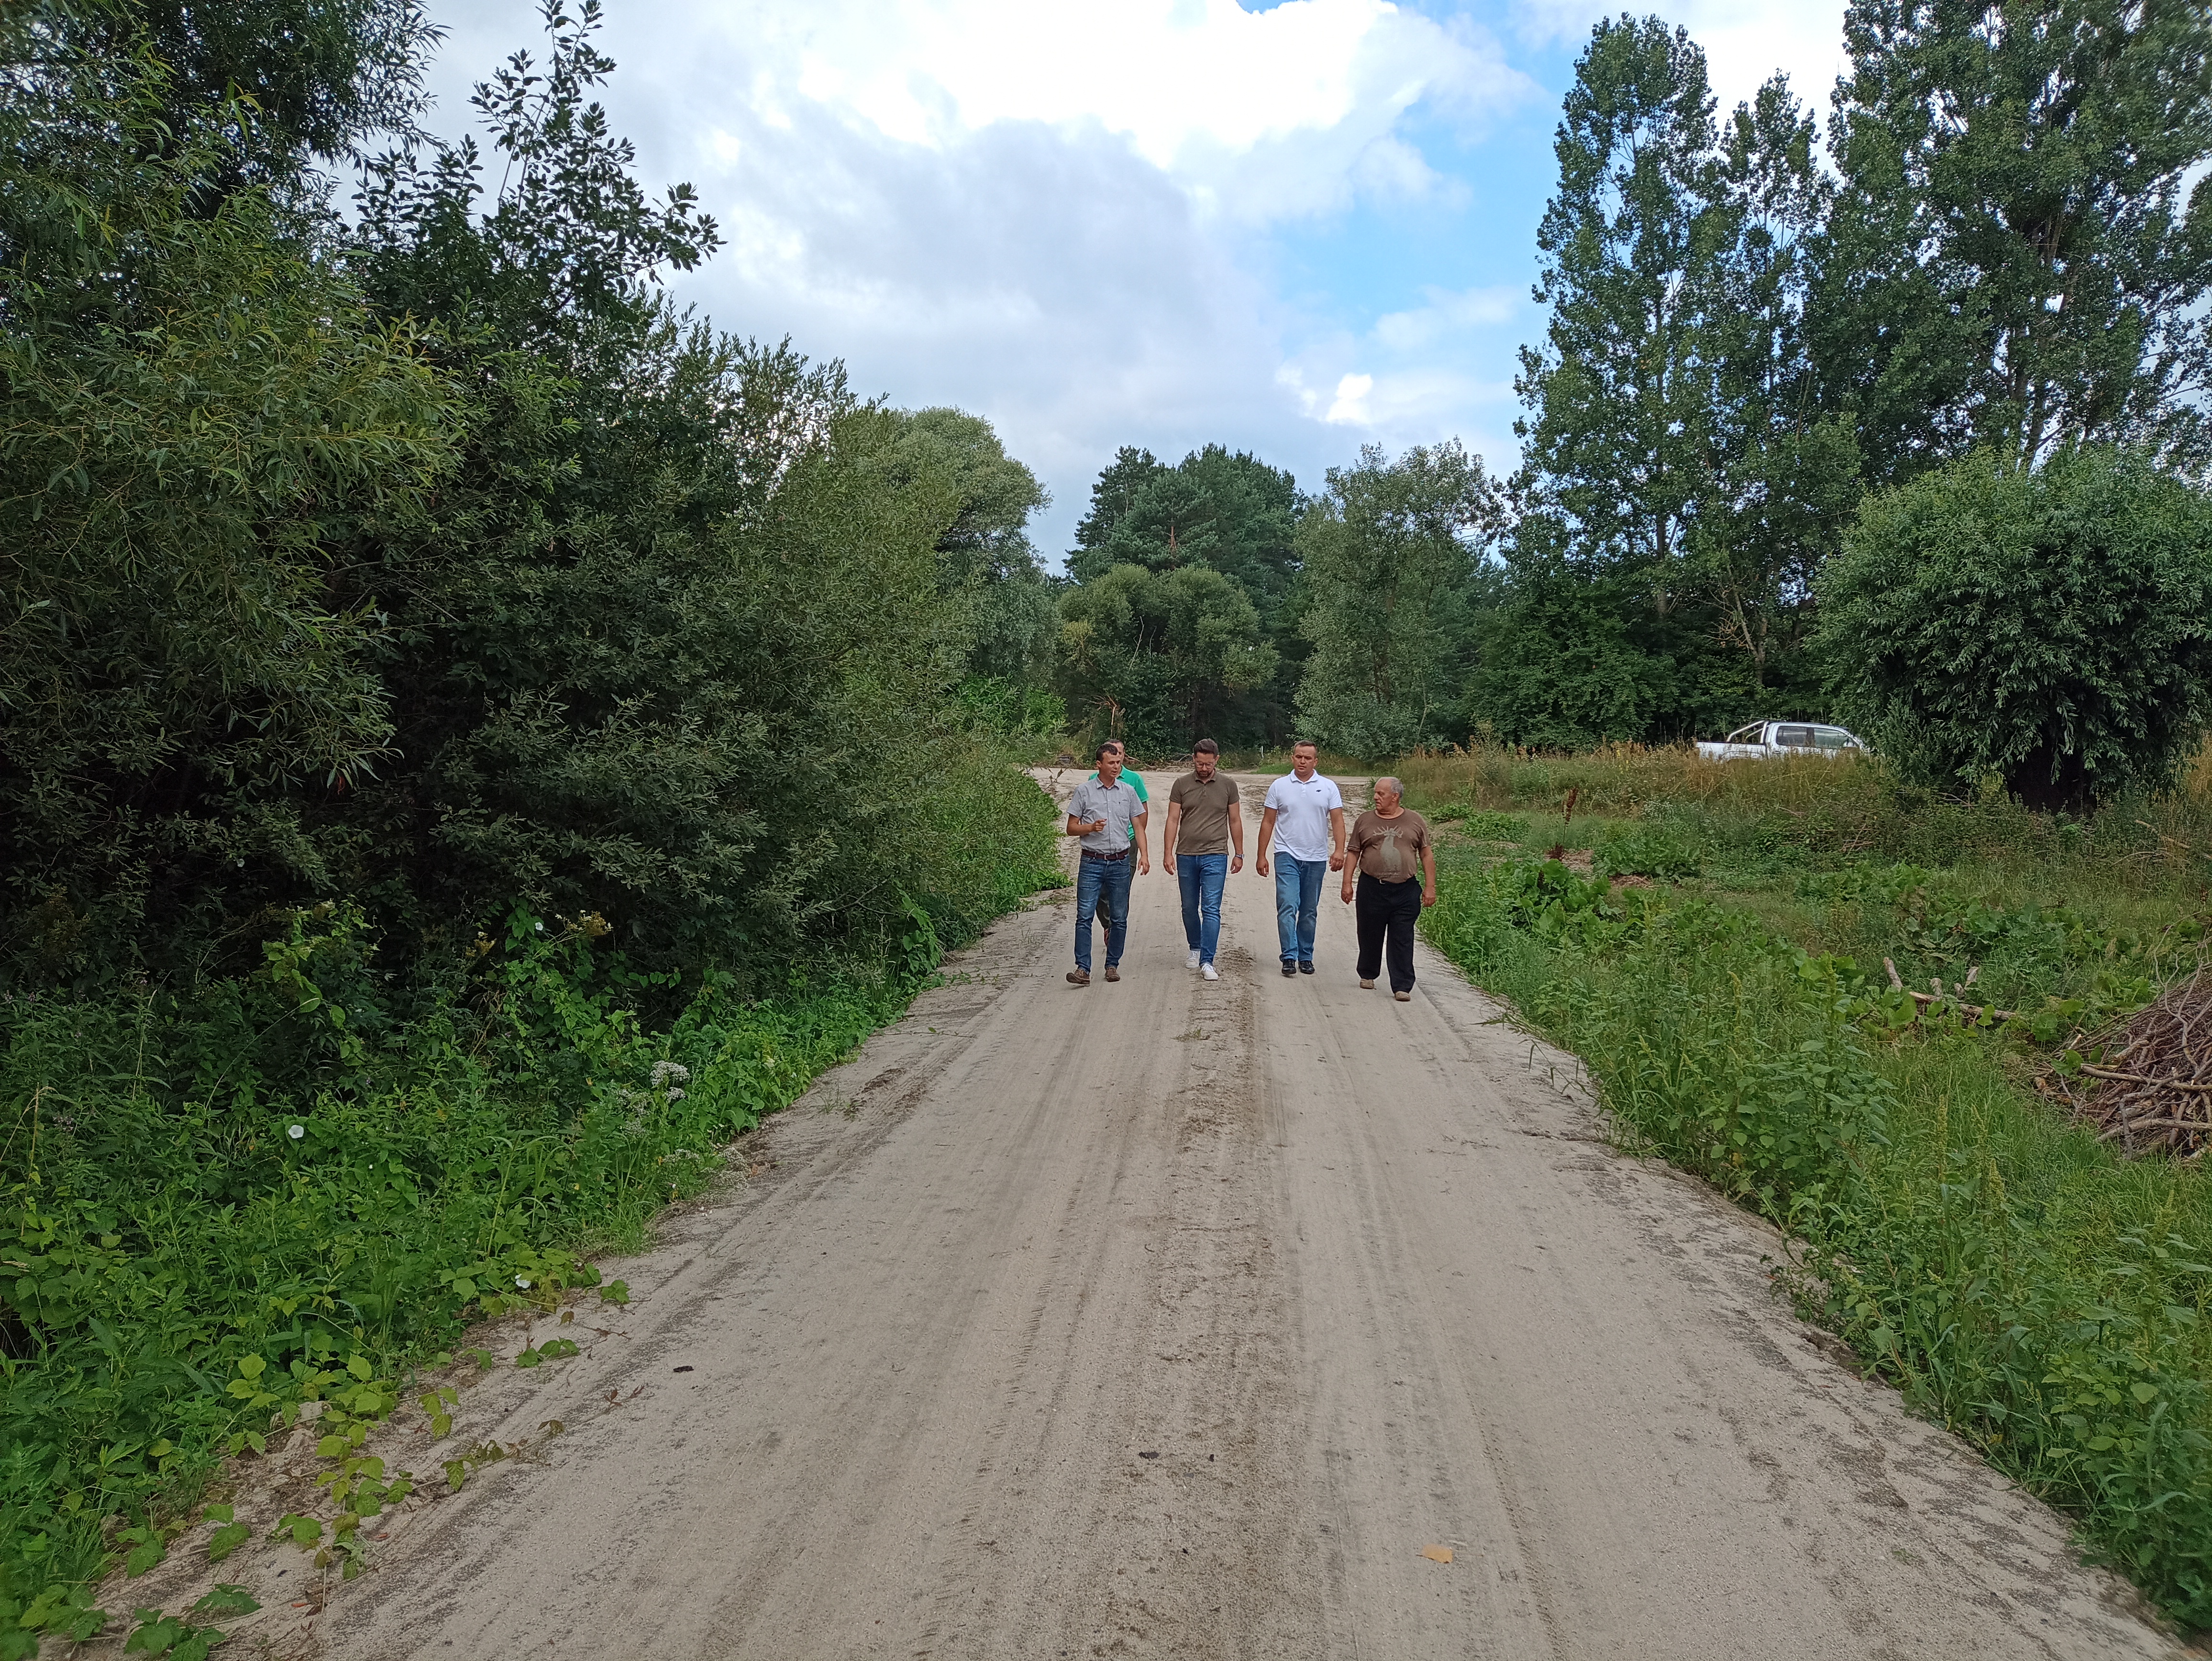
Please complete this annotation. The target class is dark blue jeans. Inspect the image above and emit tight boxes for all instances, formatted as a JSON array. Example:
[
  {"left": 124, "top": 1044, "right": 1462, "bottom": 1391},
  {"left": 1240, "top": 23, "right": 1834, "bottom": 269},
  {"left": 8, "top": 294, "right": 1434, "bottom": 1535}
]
[
  {"left": 1074, "top": 853, "right": 1132, "bottom": 974},
  {"left": 1176, "top": 853, "right": 1228, "bottom": 964},
  {"left": 1274, "top": 854, "right": 1327, "bottom": 964}
]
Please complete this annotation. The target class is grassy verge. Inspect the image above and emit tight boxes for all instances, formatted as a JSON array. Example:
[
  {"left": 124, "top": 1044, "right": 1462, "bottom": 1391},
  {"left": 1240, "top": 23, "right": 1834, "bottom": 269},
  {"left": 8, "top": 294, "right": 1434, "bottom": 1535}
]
[
  {"left": 1411, "top": 745, "right": 2212, "bottom": 1628},
  {"left": 0, "top": 761, "right": 1062, "bottom": 1653}
]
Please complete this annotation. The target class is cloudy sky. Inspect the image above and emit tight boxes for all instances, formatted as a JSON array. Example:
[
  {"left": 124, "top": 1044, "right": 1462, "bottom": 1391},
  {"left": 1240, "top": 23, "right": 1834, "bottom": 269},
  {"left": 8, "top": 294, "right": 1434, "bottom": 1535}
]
[{"left": 419, "top": 0, "right": 1848, "bottom": 560}]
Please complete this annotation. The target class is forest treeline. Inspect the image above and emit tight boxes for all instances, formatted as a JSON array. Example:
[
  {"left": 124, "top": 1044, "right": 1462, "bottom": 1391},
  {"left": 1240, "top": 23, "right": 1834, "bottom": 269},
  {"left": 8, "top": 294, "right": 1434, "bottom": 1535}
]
[{"left": 1029, "top": 2, "right": 2212, "bottom": 780}]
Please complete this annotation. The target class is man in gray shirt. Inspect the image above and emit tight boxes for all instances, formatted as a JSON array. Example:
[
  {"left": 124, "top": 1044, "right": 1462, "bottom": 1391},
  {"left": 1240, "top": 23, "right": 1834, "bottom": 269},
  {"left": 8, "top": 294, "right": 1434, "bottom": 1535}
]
[{"left": 1064, "top": 741, "right": 1149, "bottom": 986}]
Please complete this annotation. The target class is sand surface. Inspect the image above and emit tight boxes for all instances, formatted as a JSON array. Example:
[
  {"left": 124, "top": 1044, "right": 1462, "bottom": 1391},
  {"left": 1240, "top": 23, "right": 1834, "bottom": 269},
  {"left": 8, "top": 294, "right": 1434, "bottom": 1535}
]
[{"left": 260, "top": 770, "right": 2186, "bottom": 1658}]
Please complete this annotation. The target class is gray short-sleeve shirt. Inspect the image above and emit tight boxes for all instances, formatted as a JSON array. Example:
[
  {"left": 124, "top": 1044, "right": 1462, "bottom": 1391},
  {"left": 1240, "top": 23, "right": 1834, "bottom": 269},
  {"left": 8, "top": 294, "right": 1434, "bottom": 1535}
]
[{"left": 1068, "top": 775, "right": 1144, "bottom": 854}]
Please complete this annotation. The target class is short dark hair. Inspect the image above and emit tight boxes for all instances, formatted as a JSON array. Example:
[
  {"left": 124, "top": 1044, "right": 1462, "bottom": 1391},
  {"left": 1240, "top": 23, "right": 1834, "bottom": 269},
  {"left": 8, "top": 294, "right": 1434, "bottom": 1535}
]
[
  {"left": 1292, "top": 739, "right": 1319, "bottom": 754},
  {"left": 1193, "top": 738, "right": 1219, "bottom": 756},
  {"left": 1096, "top": 740, "right": 1122, "bottom": 762}
]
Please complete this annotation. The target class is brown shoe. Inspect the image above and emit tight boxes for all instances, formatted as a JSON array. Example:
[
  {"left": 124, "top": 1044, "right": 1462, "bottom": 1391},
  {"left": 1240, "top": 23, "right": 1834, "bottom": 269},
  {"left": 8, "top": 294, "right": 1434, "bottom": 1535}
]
[
  {"left": 1067, "top": 969, "right": 1090, "bottom": 986},
  {"left": 1104, "top": 965, "right": 1120, "bottom": 982},
  {"left": 1359, "top": 979, "right": 1375, "bottom": 989},
  {"left": 1393, "top": 990, "right": 1411, "bottom": 1002}
]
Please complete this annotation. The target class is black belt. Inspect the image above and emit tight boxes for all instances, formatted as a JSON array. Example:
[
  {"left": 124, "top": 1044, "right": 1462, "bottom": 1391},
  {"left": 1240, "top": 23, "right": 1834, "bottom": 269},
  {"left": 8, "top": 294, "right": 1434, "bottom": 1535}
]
[{"left": 1081, "top": 847, "right": 1129, "bottom": 862}]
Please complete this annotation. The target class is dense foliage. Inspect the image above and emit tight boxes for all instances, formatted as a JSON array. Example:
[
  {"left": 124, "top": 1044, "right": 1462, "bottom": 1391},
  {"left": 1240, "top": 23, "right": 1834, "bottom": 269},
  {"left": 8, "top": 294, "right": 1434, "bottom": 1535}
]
[
  {"left": 1821, "top": 447, "right": 2212, "bottom": 809},
  {"left": 1294, "top": 441, "right": 1503, "bottom": 757}
]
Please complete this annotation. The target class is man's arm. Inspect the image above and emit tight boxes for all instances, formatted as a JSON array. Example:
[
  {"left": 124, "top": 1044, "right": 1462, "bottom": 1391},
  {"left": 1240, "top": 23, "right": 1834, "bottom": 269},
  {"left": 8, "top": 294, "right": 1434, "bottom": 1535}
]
[
  {"left": 1255, "top": 806, "right": 1277, "bottom": 876},
  {"left": 1420, "top": 840, "right": 1438, "bottom": 907},
  {"left": 1228, "top": 787, "right": 1245, "bottom": 871},
  {"left": 1133, "top": 808, "right": 1150, "bottom": 875},
  {"left": 1327, "top": 806, "right": 1347, "bottom": 872},
  {"left": 1161, "top": 800, "right": 1183, "bottom": 875}
]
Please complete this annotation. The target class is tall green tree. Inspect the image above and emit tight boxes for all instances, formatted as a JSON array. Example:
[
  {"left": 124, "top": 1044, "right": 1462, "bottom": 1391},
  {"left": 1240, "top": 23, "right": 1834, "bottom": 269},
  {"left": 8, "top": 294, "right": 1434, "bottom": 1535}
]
[
  {"left": 1814, "top": 0, "right": 2212, "bottom": 478},
  {"left": 1062, "top": 442, "right": 1305, "bottom": 742},
  {"left": 1513, "top": 17, "right": 1860, "bottom": 717},
  {"left": 340, "top": 3, "right": 1023, "bottom": 970},
  {"left": 1694, "top": 81, "right": 1857, "bottom": 695},
  {"left": 1515, "top": 16, "right": 1725, "bottom": 611},
  {"left": 878, "top": 407, "right": 1055, "bottom": 692},
  {"left": 1056, "top": 565, "right": 1277, "bottom": 755},
  {"left": 1296, "top": 441, "right": 1504, "bottom": 758}
]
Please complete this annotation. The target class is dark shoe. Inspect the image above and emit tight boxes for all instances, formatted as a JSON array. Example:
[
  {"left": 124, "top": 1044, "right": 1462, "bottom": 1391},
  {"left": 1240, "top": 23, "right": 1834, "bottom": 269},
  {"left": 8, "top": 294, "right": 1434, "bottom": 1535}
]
[
  {"left": 1104, "top": 964, "right": 1120, "bottom": 982},
  {"left": 1281, "top": 962, "right": 1297, "bottom": 977},
  {"left": 1067, "top": 969, "right": 1090, "bottom": 986},
  {"left": 1298, "top": 960, "right": 1315, "bottom": 975}
]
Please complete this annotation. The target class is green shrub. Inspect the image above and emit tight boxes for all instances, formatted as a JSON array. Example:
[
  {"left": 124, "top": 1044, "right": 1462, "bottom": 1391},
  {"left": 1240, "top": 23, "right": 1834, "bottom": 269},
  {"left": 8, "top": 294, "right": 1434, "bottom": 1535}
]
[{"left": 1819, "top": 448, "right": 2212, "bottom": 812}]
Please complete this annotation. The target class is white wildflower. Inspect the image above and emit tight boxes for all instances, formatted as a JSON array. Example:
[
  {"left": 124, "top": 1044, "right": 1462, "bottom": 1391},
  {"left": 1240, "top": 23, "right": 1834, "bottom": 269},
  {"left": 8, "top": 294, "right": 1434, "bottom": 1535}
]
[
  {"left": 515, "top": 1275, "right": 532, "bottom": 1290},
  {"left": 665, "top": 1088, "right": 685, "bottom": 1103},
  {"left": 288, "top": 1123, "right": 306, "bottom": 1141}
]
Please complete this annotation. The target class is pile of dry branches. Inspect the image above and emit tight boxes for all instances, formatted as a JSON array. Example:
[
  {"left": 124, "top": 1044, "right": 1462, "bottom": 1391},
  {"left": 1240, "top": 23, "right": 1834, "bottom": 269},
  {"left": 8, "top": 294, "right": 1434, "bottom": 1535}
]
[{"left": 2044, "top": 967, "right": 2212, "bottom": 1157}]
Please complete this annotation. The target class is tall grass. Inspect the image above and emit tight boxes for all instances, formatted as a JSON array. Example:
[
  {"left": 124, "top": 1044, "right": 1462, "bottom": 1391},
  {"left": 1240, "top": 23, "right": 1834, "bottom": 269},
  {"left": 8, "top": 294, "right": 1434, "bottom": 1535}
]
[
  {"left": 1417, "top": 753, "right": 2212, "bottom": 1626},
  {"left": 0, "top": 757, "right": 1062, "bottom": 1651},
  {"left": 1404, "top": 740, "right": 2212, "bottom": 908}
]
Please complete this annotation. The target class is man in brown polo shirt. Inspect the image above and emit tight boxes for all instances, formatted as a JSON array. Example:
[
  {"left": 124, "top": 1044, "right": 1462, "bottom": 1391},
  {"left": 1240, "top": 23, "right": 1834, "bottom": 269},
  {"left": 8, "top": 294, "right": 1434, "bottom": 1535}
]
[
  {"left": 1161, "top": 739, "right": 1244, "bottom": 980},
  {"left": 1339, "top": 774, "right": 1435, "bottom": 1001}
]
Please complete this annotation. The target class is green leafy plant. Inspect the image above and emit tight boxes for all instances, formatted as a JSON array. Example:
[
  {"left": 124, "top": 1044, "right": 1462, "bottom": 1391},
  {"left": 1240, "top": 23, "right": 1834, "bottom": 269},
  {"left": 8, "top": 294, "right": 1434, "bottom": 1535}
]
[{"left": 1820, "top": 448, "right": 2212, "bottom": 811}]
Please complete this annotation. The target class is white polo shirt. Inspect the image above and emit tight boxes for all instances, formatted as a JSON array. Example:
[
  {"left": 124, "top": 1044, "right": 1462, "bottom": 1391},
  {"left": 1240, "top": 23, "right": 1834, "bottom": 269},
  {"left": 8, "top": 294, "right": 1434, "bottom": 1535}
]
[{"left": 1263, "top": 771, "right": 1343, "bottom": 862}]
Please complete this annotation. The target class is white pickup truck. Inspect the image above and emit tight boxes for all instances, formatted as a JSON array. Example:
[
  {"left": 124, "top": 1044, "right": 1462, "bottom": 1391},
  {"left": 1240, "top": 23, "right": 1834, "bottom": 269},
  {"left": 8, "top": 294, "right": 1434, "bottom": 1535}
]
[{"left": 1696, "top": 720, "right": 1868, "bottom": 762}]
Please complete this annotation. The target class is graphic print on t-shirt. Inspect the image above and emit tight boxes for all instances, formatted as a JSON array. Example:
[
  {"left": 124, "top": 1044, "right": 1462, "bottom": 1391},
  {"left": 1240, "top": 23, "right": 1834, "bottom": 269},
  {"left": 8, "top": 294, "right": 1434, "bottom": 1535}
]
[{"left": 1349, "top": 809, "right": 1429, "bottom": 882}]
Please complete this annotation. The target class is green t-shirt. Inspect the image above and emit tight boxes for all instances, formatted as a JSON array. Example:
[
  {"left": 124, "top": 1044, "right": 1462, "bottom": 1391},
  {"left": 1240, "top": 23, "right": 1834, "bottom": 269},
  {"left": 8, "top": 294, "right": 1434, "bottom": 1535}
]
[{"left": 1089, "top": 768, "right": 1148, "bottom": 842}]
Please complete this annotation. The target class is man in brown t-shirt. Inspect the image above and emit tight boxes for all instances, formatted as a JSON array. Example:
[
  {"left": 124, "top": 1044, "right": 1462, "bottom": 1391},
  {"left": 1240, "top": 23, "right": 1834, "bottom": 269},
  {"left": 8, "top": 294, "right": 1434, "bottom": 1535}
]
[
  {"left": 1339, "top": 775, "right": 1435, "bottom": 1000},
  {"left": 1161, "top": 738, "right": 1244, "bottom": 979}
]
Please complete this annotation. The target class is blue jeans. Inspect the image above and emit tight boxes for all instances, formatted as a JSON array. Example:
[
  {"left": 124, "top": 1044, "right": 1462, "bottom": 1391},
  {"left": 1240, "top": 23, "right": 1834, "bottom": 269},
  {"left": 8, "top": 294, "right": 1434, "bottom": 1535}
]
[
  {"left": 1074, "top": 854, "right": 1132, "bottom": 973},
  {"left": 1176, "top": 853, "right": 1228, "bottom": 964},
  {"left": 1274, "top": 855, "right": 1327, "bottom": 964}
]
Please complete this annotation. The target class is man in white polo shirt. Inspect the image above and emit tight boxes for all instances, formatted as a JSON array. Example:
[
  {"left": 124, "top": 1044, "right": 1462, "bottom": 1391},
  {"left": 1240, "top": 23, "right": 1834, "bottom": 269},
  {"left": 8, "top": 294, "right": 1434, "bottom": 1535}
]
[{"left": 1253, "top": 740, "right": 1344, "bottom": 977}]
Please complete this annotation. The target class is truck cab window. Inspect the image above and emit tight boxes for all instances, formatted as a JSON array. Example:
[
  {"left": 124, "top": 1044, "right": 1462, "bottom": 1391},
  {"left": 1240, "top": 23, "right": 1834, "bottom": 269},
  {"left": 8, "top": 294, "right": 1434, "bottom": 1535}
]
[{"left": 1776, "top": 726, "right": 1814, "bottom": 747}]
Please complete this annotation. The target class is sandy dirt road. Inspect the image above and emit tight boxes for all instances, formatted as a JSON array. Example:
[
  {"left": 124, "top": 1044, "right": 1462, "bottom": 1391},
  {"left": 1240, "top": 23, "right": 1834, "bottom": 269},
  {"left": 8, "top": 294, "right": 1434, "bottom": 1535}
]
[{"left": 288, "top": 770, "right": 2182, "bottom": 1660}]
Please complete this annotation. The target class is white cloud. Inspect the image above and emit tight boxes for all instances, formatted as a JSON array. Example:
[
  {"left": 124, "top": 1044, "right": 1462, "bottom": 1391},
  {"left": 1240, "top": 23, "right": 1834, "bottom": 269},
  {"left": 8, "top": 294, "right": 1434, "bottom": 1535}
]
[
  {"left": 1326, "top": 372, "right": 1375, "bottom": 423},
  {"left": 1510, "top": 0, "right": 1849, "bottom": 116},
  {"left": 745, "top": 0, "right": 1532, "bottom": 221},
  {"left": 1371, "top": 283, "right": 1519, "bottom": 351}
]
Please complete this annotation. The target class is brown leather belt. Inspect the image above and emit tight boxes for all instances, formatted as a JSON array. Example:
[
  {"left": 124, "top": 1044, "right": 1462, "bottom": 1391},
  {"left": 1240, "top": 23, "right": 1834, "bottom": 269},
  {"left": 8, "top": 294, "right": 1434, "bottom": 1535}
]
[{"left": 1081, "top": 848, "right": 1129, "bottom": 862}]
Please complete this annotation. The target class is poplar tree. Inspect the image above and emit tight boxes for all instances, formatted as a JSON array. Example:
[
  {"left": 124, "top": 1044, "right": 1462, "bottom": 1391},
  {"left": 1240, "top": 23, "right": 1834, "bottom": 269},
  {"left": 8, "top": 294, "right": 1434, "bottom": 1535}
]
[
  {"left": 1814, "top": 0, "right": 2212, "bottom": 479},
  {"left": 1514, "top": 16, "right": 1727, "bottom": 613}
]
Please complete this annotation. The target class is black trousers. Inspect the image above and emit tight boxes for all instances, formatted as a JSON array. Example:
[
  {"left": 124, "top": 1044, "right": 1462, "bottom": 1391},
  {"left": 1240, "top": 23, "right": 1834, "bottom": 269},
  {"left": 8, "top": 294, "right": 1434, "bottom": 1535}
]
[{"left": 1354, "top": 873, "right": 1422, "bottom": 993}]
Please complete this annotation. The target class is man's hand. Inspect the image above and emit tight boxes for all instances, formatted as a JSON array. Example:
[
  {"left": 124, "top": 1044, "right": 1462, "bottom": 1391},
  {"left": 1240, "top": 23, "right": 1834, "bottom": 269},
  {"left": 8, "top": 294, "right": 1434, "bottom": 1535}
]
[
  {"left": 1328, "top": 852, "right": 1345, "bottom": 873},
  {"left": 1230, "top": 853, "right": 1243, "bottom": 874},
  {"left": 1255, "top": 852, "right": 1270, "bottom": 878},
  {"left": 1137, "top": 849, "right": 1150, "bottom": 876},
  {"left": 1422, "top": 883, "right": 1438, "bottom": 908},
  {"left": 1339, "top": 878, "right": 1356, "bottom": 904},
  {"left": 1162, "top": 851, "right": 1176, "bottom": 875}
]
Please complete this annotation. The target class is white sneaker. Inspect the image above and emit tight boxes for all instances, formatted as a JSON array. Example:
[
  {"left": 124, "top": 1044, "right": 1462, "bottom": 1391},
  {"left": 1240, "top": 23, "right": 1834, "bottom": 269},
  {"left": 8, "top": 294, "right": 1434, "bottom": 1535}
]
[
  {"left": 1201, "top": 963, "right": 1218, "bottom": 980},
  {"left": 1186, "top": 948, "right": 1202, "bottom": 969}
]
